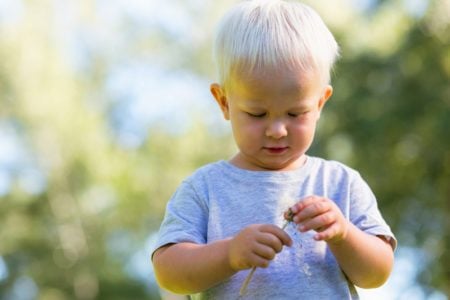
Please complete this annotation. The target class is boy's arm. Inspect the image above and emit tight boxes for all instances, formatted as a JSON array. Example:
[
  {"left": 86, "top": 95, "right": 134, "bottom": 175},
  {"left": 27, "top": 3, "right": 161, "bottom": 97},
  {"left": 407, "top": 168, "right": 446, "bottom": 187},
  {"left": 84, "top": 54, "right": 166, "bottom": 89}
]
[
  {"left": 152, "top": 240, "right": 236, "bottom": 294},
  {"left": 290, "top": 196, "right": 394, "bottom": 288},
  {"left": 152, "top": 224, "right": 292, "bottom": 295},
  {"left": 327, "top": 224, "right": 394, "bottom": 288}
]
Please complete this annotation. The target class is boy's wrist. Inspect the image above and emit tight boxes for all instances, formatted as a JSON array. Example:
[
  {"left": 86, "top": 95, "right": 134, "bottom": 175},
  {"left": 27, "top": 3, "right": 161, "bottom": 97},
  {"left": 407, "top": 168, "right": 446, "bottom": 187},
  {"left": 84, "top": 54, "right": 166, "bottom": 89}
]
[{"left": 224, "top": 237, "right": 241, "bottom": 272}]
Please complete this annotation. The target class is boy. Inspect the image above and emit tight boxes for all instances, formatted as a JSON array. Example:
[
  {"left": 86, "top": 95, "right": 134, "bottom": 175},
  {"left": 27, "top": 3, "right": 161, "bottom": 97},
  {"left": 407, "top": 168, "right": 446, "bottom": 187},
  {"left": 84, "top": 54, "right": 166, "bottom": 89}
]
[{"left": 152, "top": 1, "right": 396, "bottom": 299}]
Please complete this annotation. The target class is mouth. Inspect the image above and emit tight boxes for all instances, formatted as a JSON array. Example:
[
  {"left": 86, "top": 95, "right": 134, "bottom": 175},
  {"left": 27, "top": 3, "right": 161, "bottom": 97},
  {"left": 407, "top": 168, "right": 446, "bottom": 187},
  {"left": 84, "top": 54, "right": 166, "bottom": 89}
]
[{"left": 263, "top": 147, "right": 289, "bottom": 154}]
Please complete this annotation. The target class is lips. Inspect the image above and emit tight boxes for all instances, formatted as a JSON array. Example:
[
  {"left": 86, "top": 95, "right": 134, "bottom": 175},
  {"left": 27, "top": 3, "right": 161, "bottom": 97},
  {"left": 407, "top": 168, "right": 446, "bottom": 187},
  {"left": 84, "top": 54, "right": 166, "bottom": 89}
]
[{"left": 264, "top": 147, "right": 288, "bottom": 154}]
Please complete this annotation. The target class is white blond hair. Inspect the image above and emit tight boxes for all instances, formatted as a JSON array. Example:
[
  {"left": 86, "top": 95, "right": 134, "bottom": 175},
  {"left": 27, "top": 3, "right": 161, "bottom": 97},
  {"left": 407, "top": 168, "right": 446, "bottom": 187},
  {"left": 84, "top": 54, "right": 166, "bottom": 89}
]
[{"left": 213, "top": 0, "right": 339, "bottom": 87}]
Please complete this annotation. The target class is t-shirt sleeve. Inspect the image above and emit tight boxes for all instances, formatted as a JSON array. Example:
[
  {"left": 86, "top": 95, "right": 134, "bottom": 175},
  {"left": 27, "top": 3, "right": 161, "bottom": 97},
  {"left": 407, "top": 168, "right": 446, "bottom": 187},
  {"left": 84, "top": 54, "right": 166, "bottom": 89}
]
[
  {"left": 151, "top": 180, "right": 208, "bottom": 258},
  {"left": 349, "top": 173, "right": 397, "bottom": 251}
]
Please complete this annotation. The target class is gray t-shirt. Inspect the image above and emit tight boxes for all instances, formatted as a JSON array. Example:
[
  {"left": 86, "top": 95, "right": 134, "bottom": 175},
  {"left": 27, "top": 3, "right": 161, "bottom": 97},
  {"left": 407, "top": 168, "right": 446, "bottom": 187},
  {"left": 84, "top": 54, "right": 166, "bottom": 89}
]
[{"left": 152, "top": 156, "right": 396, "bottom": 300}]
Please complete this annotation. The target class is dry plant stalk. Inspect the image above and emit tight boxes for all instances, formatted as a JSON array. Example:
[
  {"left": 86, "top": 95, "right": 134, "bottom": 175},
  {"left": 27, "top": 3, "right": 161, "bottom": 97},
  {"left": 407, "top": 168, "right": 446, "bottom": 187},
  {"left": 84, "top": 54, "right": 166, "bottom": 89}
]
[{"left": 239, "top": 208, "right": 294, "bottom": 296}]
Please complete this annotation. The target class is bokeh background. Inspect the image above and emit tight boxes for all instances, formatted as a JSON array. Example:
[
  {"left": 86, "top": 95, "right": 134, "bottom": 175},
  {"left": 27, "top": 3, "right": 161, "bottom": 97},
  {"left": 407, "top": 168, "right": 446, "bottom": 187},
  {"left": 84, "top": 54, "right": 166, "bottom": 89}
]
[{"left": 0, "top": 0, "right": 449, "bottom": 299}]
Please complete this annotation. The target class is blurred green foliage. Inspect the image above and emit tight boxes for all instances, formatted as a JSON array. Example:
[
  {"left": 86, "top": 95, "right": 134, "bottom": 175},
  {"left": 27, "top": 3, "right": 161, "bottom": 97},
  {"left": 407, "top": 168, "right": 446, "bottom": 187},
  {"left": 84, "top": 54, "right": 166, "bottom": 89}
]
[{"left": 0, "top": 0, "right": 449, "bottom": 299}]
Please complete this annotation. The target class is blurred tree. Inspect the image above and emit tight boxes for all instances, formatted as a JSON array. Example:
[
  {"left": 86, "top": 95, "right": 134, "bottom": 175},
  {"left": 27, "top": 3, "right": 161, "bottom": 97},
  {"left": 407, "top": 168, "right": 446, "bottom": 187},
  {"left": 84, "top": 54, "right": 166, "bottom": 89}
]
[
  {"left": 0, "top": 0, "right": 234, "bottom": 299},
  {"left": 312, "top": 0, "right": 450, "bottom": 296}
]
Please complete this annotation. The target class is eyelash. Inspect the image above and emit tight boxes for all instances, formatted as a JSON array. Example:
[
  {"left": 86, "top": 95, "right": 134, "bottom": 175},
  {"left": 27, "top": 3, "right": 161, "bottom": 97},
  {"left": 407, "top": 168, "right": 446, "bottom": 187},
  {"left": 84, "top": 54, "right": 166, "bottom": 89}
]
[
  {"left": 290, "top": 111, "right": 309, "bottom": 117},
  {"left": 247, "top": 112, "right": 266, "bottom": 118},
  {"left": 247, "top": 112, "right": 308, "bottom": 118}
]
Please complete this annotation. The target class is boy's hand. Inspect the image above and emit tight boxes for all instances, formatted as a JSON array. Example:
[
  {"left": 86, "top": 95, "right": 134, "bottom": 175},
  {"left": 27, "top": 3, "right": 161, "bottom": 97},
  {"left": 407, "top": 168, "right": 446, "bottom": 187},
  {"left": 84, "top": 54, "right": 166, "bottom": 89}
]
[
  {"left": 228, "top": 224, "right": 292, "bottom": 271},
  {"left": 289, "top": 195, "right": 349, "bottom": 243}
]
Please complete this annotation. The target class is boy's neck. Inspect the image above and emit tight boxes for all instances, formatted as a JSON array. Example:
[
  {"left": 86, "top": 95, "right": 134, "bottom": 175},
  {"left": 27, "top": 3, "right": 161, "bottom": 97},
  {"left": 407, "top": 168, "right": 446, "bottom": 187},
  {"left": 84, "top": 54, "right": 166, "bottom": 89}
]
[{"left": 229, "top": 153, "right": 307, "bottom": 171}]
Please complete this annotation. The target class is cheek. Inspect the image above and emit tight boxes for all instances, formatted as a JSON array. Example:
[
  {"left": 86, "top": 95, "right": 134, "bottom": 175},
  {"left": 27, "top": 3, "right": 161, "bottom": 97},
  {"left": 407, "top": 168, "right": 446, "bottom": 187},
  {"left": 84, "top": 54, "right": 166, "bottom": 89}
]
[
  {"left": 231, "top": 119, "right": 264, "bottom": 144},
  {"left": 290, "top": 119, "right": 318, "bottom": 136},
  {"left": 233, "top": 116, "right": 261, "bottom": 133}
]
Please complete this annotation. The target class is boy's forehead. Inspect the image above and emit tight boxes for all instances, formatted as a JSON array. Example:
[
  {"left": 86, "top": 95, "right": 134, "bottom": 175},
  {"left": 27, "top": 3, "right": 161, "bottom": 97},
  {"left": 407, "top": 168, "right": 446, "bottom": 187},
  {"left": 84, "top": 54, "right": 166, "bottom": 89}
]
[{"left": 228, "top": 67, "right": 321, "bottom": 97}]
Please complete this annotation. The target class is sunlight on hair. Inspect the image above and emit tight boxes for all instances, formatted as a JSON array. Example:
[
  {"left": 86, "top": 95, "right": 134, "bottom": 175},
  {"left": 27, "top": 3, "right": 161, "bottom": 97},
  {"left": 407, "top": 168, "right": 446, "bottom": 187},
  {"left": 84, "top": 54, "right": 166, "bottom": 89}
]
[{"left": 212, "top": 0, "right": 339, "bottom": 87}]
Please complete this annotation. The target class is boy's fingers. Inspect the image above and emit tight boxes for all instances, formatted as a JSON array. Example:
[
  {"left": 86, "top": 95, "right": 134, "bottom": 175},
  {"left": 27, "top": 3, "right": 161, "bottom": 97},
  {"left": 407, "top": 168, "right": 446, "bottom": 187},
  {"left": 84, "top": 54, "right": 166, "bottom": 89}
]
[
  {"left": 313, "top": 221, "right": 348, "bottom": 243},
  {"left": 253, "top": 244, "right": 277, "bottom": 260},
  {"left": 260, "top": 224, "right": 293, "bottom": 247},
  {"left": 256, "top": 234, "right": 284, "bottom": 253},
  {"left": 290, "top": 195, "right": 325, "bottom": 214},
  {"left": 293, "top": 197, "right": 336, "bottom": 223},
  {"left": 314, "top": 224, "right": 338, "bottom": 241},
  {"left": 252, "top": 255, "right": 271, "bottom": 269},
  {"left": 298, "top": 210, "right": 335, "bottom": 232}
]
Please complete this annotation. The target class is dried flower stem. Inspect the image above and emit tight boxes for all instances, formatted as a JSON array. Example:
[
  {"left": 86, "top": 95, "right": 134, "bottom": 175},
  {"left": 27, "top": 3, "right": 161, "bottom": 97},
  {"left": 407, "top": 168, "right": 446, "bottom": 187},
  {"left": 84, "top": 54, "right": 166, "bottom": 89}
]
[
  {"left": 239, "top": 267, "right": 256, "bottom": 296},
  {"left": 239, "top": 209, "right": 294, "bottom": 296}
]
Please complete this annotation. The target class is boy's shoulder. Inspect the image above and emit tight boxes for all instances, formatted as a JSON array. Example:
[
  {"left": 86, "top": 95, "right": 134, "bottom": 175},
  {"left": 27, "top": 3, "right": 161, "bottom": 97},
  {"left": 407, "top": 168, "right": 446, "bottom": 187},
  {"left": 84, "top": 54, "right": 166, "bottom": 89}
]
[
  {"left": 188, "top": 160, "right": 228, "bottom": 177},
  {"left": 182, "top": 160, "right": 230, "bottom": 184}
]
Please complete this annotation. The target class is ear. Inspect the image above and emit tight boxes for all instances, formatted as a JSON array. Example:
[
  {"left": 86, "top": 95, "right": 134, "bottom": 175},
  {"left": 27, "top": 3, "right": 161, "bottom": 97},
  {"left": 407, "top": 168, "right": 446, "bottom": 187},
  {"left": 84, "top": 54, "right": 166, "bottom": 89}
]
[
  {"left": 210, "top": 83, "right": 230, "bottom": 120},
  {"left": 317, "top": 85, "right": 333, "bottom": 118}
]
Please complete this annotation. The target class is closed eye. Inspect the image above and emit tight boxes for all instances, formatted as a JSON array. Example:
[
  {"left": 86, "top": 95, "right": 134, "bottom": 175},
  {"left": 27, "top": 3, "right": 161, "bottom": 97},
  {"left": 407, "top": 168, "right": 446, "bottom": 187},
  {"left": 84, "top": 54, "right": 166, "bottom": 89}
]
[
  {"left": 247, "top": 112, "right": 266, "bottom": 118},
  {"left": 288, "top": 111, "right": 309, "bottom": 117}
]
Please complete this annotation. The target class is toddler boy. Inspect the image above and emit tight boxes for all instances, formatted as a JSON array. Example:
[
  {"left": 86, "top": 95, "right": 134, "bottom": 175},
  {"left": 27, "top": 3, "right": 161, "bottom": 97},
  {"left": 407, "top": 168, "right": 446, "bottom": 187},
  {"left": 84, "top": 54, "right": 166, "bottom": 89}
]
[{"left": 152, "top": 1, "right": 396, "bottom": 299}]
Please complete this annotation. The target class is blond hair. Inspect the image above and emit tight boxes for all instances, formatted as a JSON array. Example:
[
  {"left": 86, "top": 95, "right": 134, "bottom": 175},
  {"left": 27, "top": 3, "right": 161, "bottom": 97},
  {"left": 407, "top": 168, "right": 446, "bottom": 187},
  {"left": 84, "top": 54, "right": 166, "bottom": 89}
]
[{"left": 213, "top": 0, "right": 339, "bottom": 86}]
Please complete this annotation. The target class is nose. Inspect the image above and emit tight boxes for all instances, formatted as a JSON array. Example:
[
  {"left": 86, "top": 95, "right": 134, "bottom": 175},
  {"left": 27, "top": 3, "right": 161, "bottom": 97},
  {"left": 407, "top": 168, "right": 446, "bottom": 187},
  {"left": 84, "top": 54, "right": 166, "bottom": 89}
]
[{"left": 265, "top": 120, "right": 288, "bottom": 139}]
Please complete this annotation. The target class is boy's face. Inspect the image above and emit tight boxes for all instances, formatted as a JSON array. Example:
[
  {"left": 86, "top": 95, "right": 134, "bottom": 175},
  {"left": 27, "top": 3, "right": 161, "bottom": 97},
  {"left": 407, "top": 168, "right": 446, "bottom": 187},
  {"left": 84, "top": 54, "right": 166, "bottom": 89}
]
[{"left": 211, "top": 68, "right": 332, "bottom": 171}]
